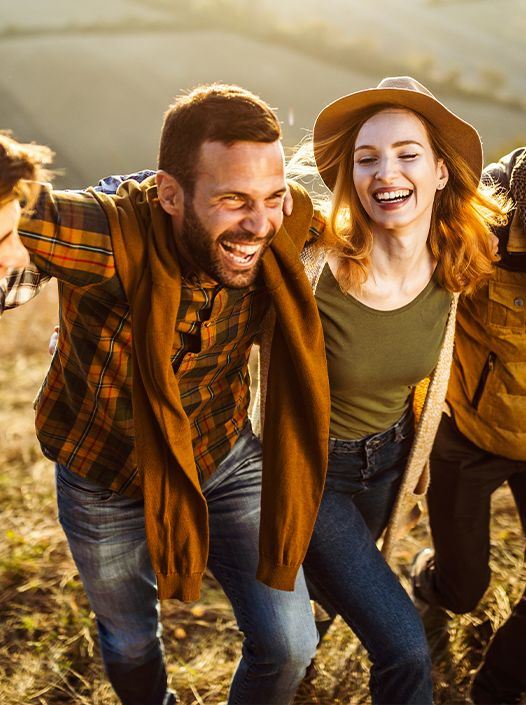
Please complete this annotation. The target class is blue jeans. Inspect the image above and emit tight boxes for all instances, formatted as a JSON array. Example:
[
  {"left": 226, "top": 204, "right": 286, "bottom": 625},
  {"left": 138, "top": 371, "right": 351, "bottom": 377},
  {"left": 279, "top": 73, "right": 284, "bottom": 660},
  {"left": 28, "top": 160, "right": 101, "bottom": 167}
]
[
  {"left": 304, "top": 409, "right": 433, "bottom": 705},
  {"left": 56, "top": 424, "right": 317, "bottom": 705}
]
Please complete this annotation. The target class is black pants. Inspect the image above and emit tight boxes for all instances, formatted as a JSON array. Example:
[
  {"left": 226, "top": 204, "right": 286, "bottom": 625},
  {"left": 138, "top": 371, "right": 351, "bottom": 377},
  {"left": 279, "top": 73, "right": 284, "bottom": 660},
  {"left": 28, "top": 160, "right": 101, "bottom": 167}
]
[{"left": 428, "top": 412, "right": 526, "bottom": 697}]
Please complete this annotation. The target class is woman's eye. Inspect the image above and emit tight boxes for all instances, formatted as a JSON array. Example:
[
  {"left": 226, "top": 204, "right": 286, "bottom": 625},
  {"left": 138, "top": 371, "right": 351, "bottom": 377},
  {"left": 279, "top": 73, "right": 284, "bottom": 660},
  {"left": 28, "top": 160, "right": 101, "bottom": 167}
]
[
  {"left": 400, "top": 153, "right": 418, "bottom": 160},
  {"left": 356, "top": 156, "right": 376, "bottom": 165}
]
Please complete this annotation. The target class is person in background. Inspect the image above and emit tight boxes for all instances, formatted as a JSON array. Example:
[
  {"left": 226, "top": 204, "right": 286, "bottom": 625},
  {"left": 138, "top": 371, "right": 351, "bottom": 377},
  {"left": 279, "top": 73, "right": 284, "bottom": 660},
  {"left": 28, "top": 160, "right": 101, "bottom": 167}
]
[
  {"left": 0, "top": 133, "right": 52, "bottom": 298},
  {"left": 412, "top": 147, "right": 526, "bottom": 705}
]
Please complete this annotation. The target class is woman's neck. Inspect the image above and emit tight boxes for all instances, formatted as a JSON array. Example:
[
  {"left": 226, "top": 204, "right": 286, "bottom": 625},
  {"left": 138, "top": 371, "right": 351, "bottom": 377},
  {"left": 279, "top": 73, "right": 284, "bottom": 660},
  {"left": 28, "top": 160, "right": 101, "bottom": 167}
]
[
  {"left": 368, "top": 226, "right": 434, "bottom": 284},
  {"left": 329, "top": 226, "right": 437, "bottom": 311}
]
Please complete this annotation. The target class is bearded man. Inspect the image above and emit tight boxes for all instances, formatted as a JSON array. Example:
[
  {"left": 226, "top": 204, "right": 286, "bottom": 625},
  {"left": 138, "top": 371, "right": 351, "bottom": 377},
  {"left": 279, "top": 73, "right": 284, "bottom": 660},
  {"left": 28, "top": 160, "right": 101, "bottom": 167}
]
[{"left": 0, "top": 85, "right": 330, "bottom": 705}]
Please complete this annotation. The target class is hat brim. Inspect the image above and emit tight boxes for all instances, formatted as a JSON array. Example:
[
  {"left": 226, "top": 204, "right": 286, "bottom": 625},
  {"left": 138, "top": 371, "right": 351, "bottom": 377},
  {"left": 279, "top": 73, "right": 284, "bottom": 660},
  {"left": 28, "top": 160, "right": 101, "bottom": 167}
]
[{"left": 313, "top": 86, "right": 483, "bottom": 191}]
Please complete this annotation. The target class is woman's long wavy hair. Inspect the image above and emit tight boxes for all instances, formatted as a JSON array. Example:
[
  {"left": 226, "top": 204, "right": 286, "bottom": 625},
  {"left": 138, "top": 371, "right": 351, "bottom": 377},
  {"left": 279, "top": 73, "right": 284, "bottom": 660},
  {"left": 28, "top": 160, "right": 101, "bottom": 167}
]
[
  {"left": 290, "top": 104, "right": 509, "bottom": 296},
  {"left": 0, "top": 132, "right": 53, "bottom": 210}
]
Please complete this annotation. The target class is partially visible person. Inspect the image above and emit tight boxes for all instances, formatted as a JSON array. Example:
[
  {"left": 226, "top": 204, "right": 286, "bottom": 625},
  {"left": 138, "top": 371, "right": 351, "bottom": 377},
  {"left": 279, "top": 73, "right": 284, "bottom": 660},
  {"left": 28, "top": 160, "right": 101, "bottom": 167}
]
[
  {"left": 412, "top": 147, "right": 526, "bottom": 705},
  {"left": 0, "top": 133, "right": 52, "bottom": 293}
]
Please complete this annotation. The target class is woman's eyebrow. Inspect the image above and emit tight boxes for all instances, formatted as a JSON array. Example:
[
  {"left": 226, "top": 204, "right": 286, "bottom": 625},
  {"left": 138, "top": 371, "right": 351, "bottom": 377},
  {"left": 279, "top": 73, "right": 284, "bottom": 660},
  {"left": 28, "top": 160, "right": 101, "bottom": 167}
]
[{"left": 355, "top": 140, "right": 424, "bottom": 152}]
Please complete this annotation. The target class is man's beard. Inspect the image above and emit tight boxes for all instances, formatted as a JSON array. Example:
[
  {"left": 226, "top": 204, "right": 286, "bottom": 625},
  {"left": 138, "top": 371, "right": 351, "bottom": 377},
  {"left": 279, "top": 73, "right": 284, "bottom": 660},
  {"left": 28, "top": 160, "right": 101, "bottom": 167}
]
[{"left": 179, "top": 201, "right": 275, "bottom": 289}]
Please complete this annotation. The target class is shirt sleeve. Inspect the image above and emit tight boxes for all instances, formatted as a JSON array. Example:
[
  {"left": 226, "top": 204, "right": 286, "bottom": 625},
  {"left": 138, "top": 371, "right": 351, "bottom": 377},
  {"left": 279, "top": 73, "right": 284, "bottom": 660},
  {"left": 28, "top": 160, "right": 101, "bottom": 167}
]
[
  {"left": 93, "top": 169, "right": 155, "bottom": 194},
  {"left": 482, "top": 148, "right": 526, "bottom": 190},
  {"left": 0, "top": 265, "right": 50, "bottom": 314},
  {"left": 18, "top": 184, "right": 121, "bottom": 290}
]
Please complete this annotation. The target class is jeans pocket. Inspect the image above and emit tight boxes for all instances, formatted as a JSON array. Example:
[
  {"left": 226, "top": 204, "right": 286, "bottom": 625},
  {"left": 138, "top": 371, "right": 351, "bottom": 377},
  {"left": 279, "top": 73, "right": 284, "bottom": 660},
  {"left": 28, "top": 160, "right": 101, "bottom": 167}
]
[{"left": 56, "top": 464, "right": 116, "bottom": 504}]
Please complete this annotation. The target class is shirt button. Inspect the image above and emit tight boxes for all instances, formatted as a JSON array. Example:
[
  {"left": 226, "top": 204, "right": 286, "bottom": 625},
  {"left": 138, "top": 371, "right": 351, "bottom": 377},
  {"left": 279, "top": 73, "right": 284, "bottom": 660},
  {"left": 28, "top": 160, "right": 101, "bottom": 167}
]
[{"left": 514, "top": 297, "right": 524, "bottom": 308}]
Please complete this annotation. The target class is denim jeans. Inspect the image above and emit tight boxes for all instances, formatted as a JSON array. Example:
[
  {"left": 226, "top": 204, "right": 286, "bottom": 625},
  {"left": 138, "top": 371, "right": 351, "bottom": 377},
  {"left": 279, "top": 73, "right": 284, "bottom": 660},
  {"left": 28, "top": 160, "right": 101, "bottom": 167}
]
[
  {"left": 56, "top": 424, "right": 317, "bottom": 705},
  {"left": 305, "top": 408, "right": 433, "bottom": 705}
]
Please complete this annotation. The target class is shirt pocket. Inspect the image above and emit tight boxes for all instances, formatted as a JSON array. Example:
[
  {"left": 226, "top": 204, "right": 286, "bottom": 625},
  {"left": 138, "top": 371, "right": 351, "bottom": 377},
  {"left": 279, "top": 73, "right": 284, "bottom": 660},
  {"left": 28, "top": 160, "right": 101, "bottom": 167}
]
[{"left": 487, "top": 280, "right": 526, "bottom": 332}]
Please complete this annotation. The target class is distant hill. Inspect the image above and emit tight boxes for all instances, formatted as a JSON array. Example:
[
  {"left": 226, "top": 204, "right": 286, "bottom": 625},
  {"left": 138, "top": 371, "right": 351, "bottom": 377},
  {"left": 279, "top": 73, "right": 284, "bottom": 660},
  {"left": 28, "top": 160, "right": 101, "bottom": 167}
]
[{"left": 0, "top": 0, "right": 524, "bottom": 187}]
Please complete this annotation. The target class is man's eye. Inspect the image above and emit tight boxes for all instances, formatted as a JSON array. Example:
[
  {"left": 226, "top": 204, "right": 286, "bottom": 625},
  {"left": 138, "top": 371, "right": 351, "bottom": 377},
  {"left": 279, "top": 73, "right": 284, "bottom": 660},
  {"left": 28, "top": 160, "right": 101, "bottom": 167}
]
[{"left": 222, "top": 195, "right": 244, "bottom": 206}]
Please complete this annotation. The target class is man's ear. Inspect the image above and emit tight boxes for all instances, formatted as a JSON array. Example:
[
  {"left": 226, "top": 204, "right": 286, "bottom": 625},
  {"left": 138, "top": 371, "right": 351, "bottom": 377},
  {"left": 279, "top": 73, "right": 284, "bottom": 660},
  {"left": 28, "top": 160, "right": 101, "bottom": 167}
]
[{"left": 156, "top": 170, "right": 184, "bottom": 216}]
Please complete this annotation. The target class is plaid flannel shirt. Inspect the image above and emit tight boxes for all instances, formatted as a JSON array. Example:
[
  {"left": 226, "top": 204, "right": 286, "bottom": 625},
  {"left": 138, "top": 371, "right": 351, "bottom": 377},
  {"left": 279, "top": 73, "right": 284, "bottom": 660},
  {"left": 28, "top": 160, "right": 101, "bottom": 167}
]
[
  {"left": 3, "top": 176, "right": 325, "bottom": 495},
  {"left": 7, "top": 183, "right": 267, "bottom": 495}
]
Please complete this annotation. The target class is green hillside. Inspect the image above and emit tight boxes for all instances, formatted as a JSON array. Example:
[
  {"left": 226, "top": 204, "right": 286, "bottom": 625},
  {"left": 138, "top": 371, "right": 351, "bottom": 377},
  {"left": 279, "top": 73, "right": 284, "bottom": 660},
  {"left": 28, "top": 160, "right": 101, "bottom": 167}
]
[{"left": 0, "top": 0, "right": 524, "bottom": 187}]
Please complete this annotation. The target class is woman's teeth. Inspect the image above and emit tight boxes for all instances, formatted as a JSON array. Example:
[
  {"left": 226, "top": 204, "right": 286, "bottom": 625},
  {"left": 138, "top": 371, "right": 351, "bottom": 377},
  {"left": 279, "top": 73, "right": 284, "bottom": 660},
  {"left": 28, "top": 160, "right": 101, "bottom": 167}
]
[{"left": 374, "top": 189, "right": 412, "bottom": 203}]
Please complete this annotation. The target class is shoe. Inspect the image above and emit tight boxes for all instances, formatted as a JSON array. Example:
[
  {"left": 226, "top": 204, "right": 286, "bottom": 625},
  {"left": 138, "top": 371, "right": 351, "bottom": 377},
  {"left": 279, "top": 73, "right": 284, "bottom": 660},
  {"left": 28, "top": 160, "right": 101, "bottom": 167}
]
[{"left": 410, "top": 548, "right": 451, "bottom": 661}]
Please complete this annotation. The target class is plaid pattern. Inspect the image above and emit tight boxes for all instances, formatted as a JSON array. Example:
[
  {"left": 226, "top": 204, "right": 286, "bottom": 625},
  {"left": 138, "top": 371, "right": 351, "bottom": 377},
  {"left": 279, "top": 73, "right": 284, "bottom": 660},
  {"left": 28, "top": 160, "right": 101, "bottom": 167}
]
[
  {"left": 9, "top": 184, "right": 268, "bottom": 495},
  {"left": 0, "top": 265, "right": 50, "bottom": 310}
]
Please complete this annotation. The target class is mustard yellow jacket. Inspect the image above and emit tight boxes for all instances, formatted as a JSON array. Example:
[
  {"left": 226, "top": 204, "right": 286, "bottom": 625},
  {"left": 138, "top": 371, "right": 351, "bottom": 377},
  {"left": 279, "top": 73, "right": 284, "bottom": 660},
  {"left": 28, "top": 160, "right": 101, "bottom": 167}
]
[{"left": 447, "top": 265, "right": 526, "bottom": 461}]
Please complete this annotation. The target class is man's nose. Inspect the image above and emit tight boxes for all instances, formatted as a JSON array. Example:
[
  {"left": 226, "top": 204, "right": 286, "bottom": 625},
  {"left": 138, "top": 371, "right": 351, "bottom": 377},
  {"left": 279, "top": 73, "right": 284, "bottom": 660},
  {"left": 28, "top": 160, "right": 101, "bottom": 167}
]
[{"left": 240, "top": 206, "right": 272, "bottom": 239}]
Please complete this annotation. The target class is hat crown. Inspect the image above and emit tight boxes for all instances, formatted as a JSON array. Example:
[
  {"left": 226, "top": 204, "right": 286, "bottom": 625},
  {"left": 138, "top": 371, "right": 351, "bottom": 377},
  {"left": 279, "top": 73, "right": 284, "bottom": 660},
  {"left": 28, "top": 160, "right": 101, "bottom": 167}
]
[{"left": 376, "top": 76, "right": 435, "bottom": 100}]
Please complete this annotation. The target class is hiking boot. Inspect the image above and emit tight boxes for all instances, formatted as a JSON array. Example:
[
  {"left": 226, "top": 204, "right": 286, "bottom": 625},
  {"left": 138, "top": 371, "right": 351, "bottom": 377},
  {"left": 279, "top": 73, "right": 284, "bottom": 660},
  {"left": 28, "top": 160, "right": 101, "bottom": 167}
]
[{"left": 410, "top": 548, "right": 451, "bottom": 661}]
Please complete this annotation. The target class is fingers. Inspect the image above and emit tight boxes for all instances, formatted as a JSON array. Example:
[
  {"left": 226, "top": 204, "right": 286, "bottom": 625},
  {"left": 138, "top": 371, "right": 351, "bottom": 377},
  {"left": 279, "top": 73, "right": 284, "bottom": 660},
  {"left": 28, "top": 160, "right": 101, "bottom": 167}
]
[
  {"left": 48, "top": 326, "right": 59, "bottom": 356},
  {"left": 283, "top": 186, "right": 293, "bottom": 217}
]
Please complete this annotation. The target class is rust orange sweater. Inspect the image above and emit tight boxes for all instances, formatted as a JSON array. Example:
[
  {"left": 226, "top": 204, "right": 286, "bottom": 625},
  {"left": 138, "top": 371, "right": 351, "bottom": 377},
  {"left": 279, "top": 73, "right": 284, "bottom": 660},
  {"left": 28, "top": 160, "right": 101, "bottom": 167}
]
[{"left": 92, "top": 178, "right": 330, "bottom": 600}]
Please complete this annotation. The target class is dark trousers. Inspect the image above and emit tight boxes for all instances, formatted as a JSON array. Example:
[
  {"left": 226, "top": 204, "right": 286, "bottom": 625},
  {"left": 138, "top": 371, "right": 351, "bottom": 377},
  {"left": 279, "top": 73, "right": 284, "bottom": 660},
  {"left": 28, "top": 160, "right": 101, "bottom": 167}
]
[{"left": 428, "top": 412, "right": 526, "bottom": 696}]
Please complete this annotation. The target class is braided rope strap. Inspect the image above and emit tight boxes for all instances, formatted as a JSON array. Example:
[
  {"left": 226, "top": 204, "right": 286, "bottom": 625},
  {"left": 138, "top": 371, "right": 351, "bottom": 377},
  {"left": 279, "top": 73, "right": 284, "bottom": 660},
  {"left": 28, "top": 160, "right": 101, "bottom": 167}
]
[{"left": 510, "top": 149, "right": 526, "bottom": 232}]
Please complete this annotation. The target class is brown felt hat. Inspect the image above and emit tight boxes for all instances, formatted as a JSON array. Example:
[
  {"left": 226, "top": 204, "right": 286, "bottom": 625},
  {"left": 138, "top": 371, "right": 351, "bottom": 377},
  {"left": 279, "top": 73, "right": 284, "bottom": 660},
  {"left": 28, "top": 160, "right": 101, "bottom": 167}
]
[{"left": 313, "top": 75, "right": 483, "bottom": 191}]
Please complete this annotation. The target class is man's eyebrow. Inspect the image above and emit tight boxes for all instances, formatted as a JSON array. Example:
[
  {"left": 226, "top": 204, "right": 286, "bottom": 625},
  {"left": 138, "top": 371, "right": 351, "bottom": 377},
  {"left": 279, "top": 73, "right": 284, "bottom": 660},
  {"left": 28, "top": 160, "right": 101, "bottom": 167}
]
[
  {"left": 355, "top": 140, "right": 424, "bottom": 152},
  {"left": 215, "top": 187, "right": 287, "bottom": 198}
]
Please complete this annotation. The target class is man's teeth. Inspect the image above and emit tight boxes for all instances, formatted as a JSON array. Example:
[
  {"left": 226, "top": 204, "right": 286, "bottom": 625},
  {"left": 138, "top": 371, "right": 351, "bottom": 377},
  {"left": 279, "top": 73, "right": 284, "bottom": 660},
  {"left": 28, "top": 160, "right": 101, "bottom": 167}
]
[
  {"left": 375, "top": 190, "right": 411, "bottom": 202},
  {"left": 221, "top": 242, "right": 261, "bottom": 260}
]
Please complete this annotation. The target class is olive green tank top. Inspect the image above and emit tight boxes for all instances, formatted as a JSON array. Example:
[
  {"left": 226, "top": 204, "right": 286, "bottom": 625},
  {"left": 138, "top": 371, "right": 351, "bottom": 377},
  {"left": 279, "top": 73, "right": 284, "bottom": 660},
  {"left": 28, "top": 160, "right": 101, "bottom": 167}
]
[{"left": 315, "top": 263, "right": 452, "bottom": 439}]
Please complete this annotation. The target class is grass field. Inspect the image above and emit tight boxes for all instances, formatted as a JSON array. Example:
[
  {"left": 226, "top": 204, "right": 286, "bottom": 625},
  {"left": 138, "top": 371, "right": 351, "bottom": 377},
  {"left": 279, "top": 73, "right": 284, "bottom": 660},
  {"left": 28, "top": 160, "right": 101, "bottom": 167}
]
[{"left": 0, "top": 284, "right": 524, "bottom": 704}]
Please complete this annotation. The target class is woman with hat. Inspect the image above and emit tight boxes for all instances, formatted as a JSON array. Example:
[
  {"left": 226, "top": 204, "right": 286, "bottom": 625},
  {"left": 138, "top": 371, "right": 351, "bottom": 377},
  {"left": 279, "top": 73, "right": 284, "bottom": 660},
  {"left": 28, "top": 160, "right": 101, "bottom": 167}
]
[{"left": 255, "top": 76, "right": 506, "bottom": 704}]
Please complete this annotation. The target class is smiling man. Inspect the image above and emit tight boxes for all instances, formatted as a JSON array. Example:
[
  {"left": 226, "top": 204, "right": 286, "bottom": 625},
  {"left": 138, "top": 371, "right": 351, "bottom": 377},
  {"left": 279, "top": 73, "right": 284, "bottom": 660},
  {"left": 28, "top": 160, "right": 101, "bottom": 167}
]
[
  {"left": 157, "top": 139, "right": 284, "bottom": 288},
  {"left": 0, "top": 85, "right": 330, "bottom": 705}
]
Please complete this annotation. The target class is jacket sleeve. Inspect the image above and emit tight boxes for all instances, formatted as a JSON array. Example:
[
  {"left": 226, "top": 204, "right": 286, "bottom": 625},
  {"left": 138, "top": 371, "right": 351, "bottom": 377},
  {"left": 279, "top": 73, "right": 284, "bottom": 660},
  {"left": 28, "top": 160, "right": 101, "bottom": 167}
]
[{"left": 482, "top": 147, "right": 526, "bottom": 190}]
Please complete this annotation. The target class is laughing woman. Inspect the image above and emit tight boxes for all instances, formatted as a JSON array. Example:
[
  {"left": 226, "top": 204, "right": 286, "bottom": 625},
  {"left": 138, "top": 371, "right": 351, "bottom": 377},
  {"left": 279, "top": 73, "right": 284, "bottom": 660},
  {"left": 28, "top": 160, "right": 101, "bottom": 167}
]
[{"left": 255, "top": 76, "right": 507, "bottom": 704}]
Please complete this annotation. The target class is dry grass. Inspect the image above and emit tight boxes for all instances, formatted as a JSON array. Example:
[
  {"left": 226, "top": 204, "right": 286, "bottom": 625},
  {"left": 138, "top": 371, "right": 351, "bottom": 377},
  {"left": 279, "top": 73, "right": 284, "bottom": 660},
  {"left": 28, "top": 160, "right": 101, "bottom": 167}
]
[{"left": 0, "top": 284, "right": 524, "bottom": 705}]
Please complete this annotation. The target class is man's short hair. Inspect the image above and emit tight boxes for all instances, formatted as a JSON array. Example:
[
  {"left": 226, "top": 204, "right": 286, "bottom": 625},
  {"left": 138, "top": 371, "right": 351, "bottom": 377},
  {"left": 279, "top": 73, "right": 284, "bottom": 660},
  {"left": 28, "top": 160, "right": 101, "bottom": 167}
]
[{"left": 158, "top": 84, "right": 282, "bottom": 193}]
